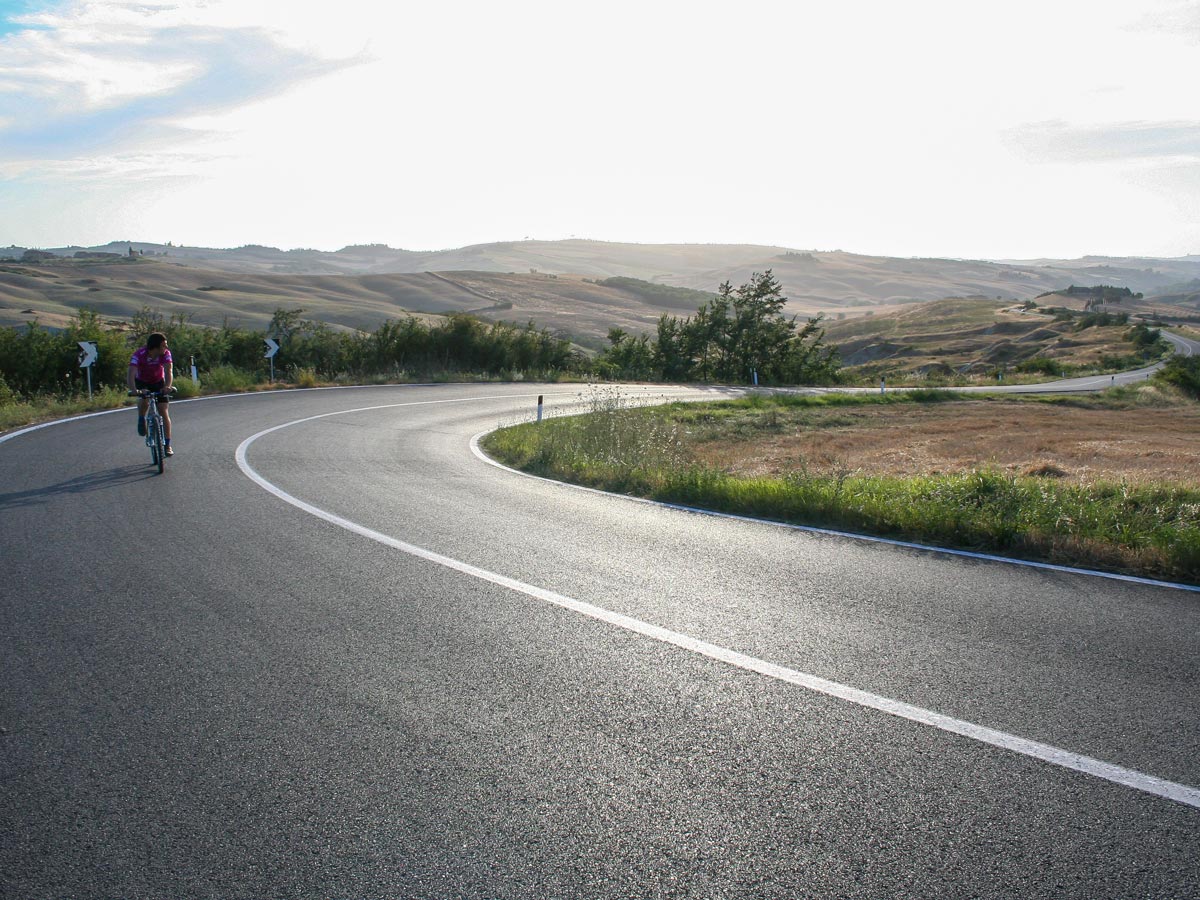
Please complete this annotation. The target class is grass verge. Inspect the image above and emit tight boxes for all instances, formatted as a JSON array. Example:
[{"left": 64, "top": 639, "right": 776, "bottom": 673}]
[
  {"left": 481, "top": 389, "right": 1200, "bottom": 585},
  {"left": 0, "top": 385, "right": 131, "bottom": 432}
]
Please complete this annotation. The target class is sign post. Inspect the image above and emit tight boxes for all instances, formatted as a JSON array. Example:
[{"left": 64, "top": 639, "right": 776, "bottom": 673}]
[
  {"left": 77, "top": 341, "right": 98, "bottom": 399},
  {"left": 190, "top": 355, "right": 199, "bottom": 386},
  {"left": 264, "top": 337, "right": 280, "bottom": 382}
]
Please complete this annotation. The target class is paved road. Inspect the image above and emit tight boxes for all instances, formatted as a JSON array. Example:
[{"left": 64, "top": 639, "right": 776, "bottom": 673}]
[
  {"left": 2, "top": 383, "right": 1199, "bottom": 898},
  {"left": 893, "top": 329, "right": 1200, "bottom": 396},
  {"left": 992, "top": 329, "right": 1199, "bottom": 393}
]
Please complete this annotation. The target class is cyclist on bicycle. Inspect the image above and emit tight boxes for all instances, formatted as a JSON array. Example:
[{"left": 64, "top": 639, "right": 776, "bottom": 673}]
[{"left": 128, "top": 332, "right": 175, "bottom": 456}]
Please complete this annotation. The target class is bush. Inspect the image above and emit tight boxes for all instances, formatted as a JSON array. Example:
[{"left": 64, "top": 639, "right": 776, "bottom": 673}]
[
  {"left": 171, "top": 377, "right": 201, "bottom": 399},
  {"left": 1155, "top": 356, "right": 1200, "bottom": 400},
  {"left": 200, "top": 365, "right": 258, "bottom": 394},
  {"left": 292, "top": 367, "right": 320, "bottom": 388},
  {"left": 1015, "top": 357, "right": 1066, "bottom": 376},
  {"left": 0, "top": 372, "right": 16, "bottom": 405}
]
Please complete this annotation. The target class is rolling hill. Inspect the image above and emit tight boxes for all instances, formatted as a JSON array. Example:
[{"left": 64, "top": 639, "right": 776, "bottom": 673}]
[{"left": 3, "top": 240, "right": 1200, "bottom": 346}]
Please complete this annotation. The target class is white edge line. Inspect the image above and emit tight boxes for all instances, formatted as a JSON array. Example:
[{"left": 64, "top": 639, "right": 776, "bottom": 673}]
[
  {"left": 234, "top": 402, "right": 1200, "bottom": 811},
  {"left": 468, "top": 431, "right": 1200, "bottom": 595}
]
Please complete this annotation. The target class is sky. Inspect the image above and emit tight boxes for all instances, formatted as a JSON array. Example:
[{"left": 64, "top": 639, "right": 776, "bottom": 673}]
[{"left": 1, "top": 0, "right": 1198, "bottom": 260}]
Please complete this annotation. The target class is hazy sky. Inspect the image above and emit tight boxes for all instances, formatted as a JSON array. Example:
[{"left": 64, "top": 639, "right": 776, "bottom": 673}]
[{"left": 1, "top": 0, "right": 1198, "bottom": 259}]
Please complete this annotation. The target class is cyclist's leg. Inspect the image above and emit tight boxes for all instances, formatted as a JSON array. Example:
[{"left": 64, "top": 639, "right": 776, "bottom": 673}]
[
  {"left": 134, "top": 379, "right": 154, "bottom": 422},
  {"left": 158, "top": 398, "right": 172, "bottom": 441}
]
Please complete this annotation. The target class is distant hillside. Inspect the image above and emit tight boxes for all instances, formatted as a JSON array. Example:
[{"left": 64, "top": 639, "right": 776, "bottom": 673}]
[
  {"left": 0, "top": 258, "right": 716, "bottom": 347},
  {"left": 824, "top": 298, "right": 1162, "bottom": 378},
  {"left": 4, "top": 240, "right": 1200, "bottom": 344},
  {"left": 6, "top": 239, "right": 1200, "bottom": 312}
]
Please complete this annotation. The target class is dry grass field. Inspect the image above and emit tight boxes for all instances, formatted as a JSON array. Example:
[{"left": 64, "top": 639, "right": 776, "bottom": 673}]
[{"left": 693, "top": 394, "right": 1200, "bottom": 488}]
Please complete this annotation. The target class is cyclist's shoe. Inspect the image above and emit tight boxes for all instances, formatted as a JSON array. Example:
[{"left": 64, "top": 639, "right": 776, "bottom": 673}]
[
  {"left": 137, "top": 416, "right": 146, "bottom": 436},
  {"left": 164, "top": 445, "right": 174, "bottom": 457}
]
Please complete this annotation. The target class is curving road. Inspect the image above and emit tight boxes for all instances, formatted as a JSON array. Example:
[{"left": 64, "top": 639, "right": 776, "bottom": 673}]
[
  {"left": 989, "top": 329, "right": 1200, "bottom": 393},
  {"left": 2, "top": 382, "right": 1199, "bottom": 898}
]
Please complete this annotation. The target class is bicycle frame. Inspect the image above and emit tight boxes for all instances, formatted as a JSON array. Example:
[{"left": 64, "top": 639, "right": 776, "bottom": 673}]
[{"left": 130, "top": 389, "right": 171, "bottom": 473}]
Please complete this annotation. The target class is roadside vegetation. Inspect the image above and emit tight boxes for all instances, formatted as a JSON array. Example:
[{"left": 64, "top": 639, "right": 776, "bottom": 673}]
[
  {"left": 0, "top": 271, "right": 840, "bottom": 430},
  {"left": 482, "top": 371, "right": 1200, "bottom": 585},
  {"left": 0, "top": 305, "right": 581, "bottom": 431},
  {"left": 2, "top": 271, "right": 1179, "bottom": 434}
]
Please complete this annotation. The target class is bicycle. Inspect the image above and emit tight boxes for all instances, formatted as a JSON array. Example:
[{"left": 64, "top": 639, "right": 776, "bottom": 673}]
[{"left": 129, "top": 387, "right": 175, "bottom": 473}]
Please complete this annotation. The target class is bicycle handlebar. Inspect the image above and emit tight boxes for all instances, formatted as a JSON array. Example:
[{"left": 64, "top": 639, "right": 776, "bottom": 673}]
[{"left": 128, "top": 387, "right": 177, "bottom": 399}]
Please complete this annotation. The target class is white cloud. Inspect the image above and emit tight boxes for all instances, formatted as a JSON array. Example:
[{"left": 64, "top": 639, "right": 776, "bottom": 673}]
[
  {"left": 1008, "top": 120, "right": 1200, "bottom": 164},
  {"left": 0, "top": 1, "right": 360, "bottom": 144},
  {"left": 2, "top": 0, "right": 1200, "bottom": 256}
]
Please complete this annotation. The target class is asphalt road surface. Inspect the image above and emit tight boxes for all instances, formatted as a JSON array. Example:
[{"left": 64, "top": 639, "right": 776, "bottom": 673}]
[
  {"left": 2, "top": 382, "right": 1199, "bottom": 899},
  {"left": 994, "top": 329, "right": 1200, "bottom": 393}
]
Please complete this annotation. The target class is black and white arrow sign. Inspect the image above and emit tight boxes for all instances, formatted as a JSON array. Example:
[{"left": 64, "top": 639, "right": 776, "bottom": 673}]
[
  {"left": 264, "top": 337, "right": 280, "bottom": 359},
  {"left": 77, "top": 341, "right": 98, "bottom": 368}
]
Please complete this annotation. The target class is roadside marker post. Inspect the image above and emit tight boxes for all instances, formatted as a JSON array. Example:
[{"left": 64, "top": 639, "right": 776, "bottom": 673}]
[
  {"left": 881, "top": 377, "right": 886, "bottom": 395},
  {"left": 537, "top": 395, "right": 544, "bottom": 423},
  {"left": 77, "top": 341, "right": 97, "bottom": 400},
  {"left": 190, "top": 355, "right": 199, "bottom": 386}
]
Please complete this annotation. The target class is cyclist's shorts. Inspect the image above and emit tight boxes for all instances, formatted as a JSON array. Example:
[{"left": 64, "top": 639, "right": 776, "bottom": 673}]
[{"left": 135, "top": 379, "right": 169, "bottom": 401}]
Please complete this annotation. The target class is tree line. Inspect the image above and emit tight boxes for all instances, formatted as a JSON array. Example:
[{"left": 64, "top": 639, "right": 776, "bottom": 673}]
[
  {"left": 0, "top": 271, "right": 839, "bottom": 400},
  {"left": 0, "top": 308, "right": 577, "bottom": 398}
]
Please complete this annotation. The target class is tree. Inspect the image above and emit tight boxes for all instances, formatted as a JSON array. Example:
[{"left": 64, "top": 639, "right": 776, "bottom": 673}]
[
  {"left": 596, "top": 328, "right": 655, "bottom": 380},
  {"left": 267, "top": 307, "right": 306, "bottom": 341},
  {"left": 652, "top": 314, "right": 690, "bottom": 381},
  {"left": 721, "top": 271, "right": 794, "bottom": 381},
  {"left": 662, "top": 270, "right": 838, "bottom": 385}
]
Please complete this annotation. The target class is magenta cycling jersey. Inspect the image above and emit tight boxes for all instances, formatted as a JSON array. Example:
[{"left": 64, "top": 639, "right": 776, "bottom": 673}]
[{"left": 130, "top": 346, "right": 172, "bottom": 383}]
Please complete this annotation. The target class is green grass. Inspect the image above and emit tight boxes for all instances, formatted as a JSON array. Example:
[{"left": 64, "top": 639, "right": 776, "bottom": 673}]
[
  {"left": 200, "top": 365, "right": 262, "bottom": 394},
  {"left": 481, "top": 390, "right": 1200, "bottom": 585},
  {"left": 0, "top": 385, "right": 131, "bottom": 432}
]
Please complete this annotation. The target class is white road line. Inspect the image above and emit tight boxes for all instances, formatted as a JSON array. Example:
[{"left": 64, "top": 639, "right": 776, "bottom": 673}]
[{"left": 236, "top": 401, "right": 1200, "bottom": 811}]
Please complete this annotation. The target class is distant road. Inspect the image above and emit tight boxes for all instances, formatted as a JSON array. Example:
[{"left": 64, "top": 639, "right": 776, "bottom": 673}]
[
  {"left": 894, "top": 328, "right": 1197, "bottom": 395},
  {"left": 991, "top": 328, "right": 1196, "bottom": 393}
]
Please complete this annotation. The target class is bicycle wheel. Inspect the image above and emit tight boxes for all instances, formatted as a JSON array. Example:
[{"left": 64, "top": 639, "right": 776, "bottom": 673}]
[
  {"left": 154, "top": 423, "right": 165, "bottom": 473},
  {"left": 148, "top": 418, "right": 162, "bottom": 472}
]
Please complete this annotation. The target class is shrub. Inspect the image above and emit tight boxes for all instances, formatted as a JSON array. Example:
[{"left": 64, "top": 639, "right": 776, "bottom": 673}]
[
  {"left": 0, "top": 372, "right": 16, "bottom": 405},
  {"left": 1016, "top": 357, "right": 1066, "bottom": 376},
  {"left": 200, "top": 365, "right": 258, "bottom": 394},
  {"left": 171, "top": 377, "right": 201, "bottom": 399},
  {"left": 1155, "top": 356, "right": 1200, "bottom": 400},
  {"left": 292, "top": 367, "right": 319, "bottom": 388}
]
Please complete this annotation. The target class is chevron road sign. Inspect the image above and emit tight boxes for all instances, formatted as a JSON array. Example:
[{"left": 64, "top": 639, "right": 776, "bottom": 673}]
[{"left": 77, "top": 341, "right": 98, "bottom": 368}]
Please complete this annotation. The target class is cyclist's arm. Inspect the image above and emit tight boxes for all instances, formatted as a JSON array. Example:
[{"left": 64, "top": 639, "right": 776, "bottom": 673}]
[
  {"left": 163, "top": 360, "right": 173, "bottom": 393},
  {"left": 127, "top": 363, "right": 138, "bottom": 391}
]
